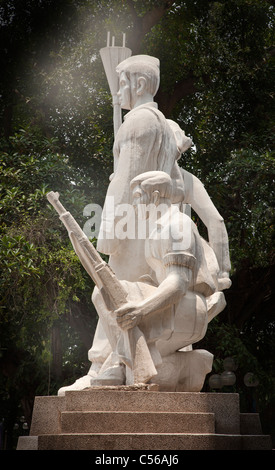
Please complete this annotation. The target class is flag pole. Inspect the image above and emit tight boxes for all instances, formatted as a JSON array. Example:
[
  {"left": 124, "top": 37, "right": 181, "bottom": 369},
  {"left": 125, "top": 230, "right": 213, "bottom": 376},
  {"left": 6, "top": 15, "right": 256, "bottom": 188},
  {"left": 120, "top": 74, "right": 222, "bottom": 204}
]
[{"left": 100, "top": 32, "right": 132, "bottom": 152}]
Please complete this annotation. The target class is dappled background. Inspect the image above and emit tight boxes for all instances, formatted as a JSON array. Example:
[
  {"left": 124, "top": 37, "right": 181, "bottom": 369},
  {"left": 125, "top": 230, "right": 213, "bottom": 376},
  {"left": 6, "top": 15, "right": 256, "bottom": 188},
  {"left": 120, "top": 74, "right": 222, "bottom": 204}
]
[{"left": 0, "top": 0, "right": 274, "bottom": 449}]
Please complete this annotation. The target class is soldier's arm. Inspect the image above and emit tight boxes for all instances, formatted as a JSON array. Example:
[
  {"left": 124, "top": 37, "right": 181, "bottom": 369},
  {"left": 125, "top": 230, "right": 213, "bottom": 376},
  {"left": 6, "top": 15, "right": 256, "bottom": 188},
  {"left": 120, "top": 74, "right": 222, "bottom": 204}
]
[{"left": 181, "top": 168, "right": 231, "bottom": 288}]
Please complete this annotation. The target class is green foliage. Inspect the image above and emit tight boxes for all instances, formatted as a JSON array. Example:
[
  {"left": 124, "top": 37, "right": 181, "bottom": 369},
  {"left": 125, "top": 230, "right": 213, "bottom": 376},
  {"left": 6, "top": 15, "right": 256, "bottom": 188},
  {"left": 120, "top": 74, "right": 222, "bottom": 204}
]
[
  {"left": 205, "top": 147, "right": 275, "bottom": 271},
  {"left": 201, "top": 317, "right": 275, "bottom": 416},
  {"left": 0, "top": 127, "right": 96, "bottom": 442},
  {"left": 0, "top": 0, "right": 274, "bottom": 447}
]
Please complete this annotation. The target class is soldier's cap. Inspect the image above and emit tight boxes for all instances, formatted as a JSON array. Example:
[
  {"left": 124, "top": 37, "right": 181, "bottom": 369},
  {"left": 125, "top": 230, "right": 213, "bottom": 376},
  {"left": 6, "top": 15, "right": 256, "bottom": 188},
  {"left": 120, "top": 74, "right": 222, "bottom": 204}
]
[
  {"left": 116, "top": 55, "right": 160, "bottom": 77},
  {"left": 130, "top": 171, "right": 172, "bottom": 199}
]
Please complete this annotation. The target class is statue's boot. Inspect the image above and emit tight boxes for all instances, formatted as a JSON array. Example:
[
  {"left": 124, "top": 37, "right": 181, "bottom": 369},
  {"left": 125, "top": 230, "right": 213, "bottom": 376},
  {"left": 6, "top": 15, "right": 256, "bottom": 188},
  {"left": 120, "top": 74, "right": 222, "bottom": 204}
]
[
  {"left": 57, "top": 364, "right": 100, "bottom": 396},
  {"left": 89, "top": 364, "right": 125, "bottom": 386},
  {"left": 89, "top": 351, "right": 126, "bottom": 386}
]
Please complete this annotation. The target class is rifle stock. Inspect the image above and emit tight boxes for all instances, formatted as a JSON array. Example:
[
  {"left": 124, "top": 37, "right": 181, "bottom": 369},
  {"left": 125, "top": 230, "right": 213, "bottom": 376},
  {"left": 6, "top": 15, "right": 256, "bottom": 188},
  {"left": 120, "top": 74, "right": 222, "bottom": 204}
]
[
  {"left": 46, "top": 191, "right": 157, "bottom": 384},
  {"left": 47, "top": 192, "right": 126, "bottom": 298}
]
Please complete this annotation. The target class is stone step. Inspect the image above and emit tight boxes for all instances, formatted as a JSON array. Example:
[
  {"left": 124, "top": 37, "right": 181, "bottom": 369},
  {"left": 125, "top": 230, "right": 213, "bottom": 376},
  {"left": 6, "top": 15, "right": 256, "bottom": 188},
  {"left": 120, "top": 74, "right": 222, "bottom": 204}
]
[
  {"left": 64, "top": 390, "right": 240, "bottom": 434},
  {"left": 17, "top": 436, "right": 38, "bottom": 450},
  {"left": 240, "top": 413, "right": 263, "bottom": 435},
  {"left": 19, "top": 390, "right": 273, "bottom": 451},
  {"left": 65, "top": 390, "right": 236, "bottom": 413},
  {"left": 37, "top": 432, "right": 272, "bottom": 451},
  {"left": 61, "top": 411, "right": 215, "bottom": 434}
]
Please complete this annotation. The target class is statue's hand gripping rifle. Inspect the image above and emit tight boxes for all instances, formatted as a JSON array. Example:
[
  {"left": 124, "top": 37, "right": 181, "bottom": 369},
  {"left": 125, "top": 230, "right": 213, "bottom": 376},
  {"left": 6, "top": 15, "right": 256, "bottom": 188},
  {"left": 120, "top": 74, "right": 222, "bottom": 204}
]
[{"left": 46, "top": 191, "right": 157, "bottom": 385}]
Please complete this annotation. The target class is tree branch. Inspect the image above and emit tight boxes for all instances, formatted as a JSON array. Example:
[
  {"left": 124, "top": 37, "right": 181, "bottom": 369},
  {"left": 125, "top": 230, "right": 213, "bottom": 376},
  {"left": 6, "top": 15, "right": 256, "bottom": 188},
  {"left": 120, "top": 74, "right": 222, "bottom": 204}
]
[
  {"left": 141, "top": 0, "right": 175, "bottom": 35},
  {"left": 126, "top": 0, "right": 175, "bottom": 54},
  {"left": 126, "top": 0, "right": 139, "bottom": 22}
]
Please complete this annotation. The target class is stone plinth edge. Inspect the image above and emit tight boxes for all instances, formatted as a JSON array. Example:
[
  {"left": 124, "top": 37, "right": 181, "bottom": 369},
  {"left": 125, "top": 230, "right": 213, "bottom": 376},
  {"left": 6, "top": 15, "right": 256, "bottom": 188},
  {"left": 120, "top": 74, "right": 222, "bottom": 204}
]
[{"left": 16, "top": 391, "right": 272, "bottom": 450}]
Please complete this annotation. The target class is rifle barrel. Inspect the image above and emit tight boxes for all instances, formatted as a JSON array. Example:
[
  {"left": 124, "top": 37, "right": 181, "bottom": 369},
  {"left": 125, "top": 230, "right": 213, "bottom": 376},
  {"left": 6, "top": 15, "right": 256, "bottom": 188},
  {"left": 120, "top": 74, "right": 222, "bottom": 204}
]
[{"left": 47, "top": 191, "right": 67, "bottom": 216}]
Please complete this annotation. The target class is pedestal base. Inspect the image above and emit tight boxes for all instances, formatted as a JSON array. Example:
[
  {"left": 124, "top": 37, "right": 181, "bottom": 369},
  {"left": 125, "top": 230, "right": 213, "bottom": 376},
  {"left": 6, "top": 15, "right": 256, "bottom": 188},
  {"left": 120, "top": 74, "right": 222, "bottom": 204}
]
[{"left": 17, "top": 389, "right": 272, "bottom": 450}]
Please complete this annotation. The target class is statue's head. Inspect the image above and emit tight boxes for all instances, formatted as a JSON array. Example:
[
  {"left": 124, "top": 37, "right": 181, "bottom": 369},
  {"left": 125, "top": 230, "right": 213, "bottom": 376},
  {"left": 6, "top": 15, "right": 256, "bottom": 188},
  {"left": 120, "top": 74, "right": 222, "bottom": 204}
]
[
  {"left": 116, "top": 55, "right": 160, "bottom": 110},
  {"left": 130, "top": 171, "right": 172, "bottom": 218}
]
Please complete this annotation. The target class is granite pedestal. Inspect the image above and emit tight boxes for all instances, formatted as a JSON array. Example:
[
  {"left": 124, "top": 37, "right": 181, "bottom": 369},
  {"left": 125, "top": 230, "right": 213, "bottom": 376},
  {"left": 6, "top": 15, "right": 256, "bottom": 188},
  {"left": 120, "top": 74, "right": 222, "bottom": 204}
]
[{"left": 17, "top": 388, "right": 272, "bottom": 450}]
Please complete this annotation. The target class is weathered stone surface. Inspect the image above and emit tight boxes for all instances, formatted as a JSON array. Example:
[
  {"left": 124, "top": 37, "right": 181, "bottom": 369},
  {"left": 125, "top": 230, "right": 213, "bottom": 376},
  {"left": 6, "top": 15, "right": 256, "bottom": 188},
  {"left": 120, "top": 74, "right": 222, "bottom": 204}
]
[
  {"left": 17, "top": 436, "right": 38, "bottom": 450},
  {"left": 86, "top": 383, "right": 159, "bottom": 391},
  {"left": 17, "top": 390, "right": 272, "bottom": 450},
  {"left": 38, "top": 433, "right": 272, "bottom": 451},
  {"left": 61, "top": 410, "right": 215, "bottom": 434},
  {"left": 240, "top": 413, "right": 263, "bottom": 435},
  {"left": 30, "top": 395, "right": 66, "bottom": 436},
  {"left": 64, "top": 390, "right": 240, "bottom": 435},
  {"left": 241, "top": 434, "right": 272, "bottom": 450}
]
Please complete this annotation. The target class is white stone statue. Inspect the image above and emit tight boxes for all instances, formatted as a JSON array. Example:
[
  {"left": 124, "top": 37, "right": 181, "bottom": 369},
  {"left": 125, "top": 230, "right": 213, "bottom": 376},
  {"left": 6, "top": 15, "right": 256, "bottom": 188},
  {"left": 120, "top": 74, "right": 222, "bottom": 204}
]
[
  {"left": 55, "top": 45, "right": 231, "bottom": 396},
  {"left": 91, "top": 171, "right": 226, "bottom": 390}
]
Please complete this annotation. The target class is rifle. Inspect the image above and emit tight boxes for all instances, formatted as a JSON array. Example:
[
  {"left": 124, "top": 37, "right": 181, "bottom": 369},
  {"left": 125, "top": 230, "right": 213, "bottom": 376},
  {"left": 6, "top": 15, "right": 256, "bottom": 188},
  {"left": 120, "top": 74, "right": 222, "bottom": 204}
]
[{"left": 46, "top": 191, "right": 157, "bottom": 385}]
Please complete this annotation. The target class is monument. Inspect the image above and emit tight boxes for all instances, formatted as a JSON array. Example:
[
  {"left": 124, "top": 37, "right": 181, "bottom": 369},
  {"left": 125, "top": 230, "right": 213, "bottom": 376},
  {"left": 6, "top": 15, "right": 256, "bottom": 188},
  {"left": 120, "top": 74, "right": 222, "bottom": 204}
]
[
  {"left": 51, "top": 33, "right": 231, "bottom": 395},
  {"left": 17, "top": 34, "right": 272, "bottom": 450}
]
